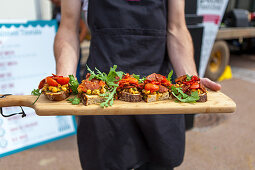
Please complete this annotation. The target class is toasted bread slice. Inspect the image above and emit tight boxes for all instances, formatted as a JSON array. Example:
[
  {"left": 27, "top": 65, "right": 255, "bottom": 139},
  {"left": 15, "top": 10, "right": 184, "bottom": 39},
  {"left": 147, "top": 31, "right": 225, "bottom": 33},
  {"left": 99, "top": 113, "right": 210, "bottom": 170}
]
[
  {"left": 197, "top": 93, "right": 207, "bottom": 102},
  {"left": 143, "top": 92, "right": 170, "bottom": 103},
  {"left": 119, "top": 91, "right": 142, "bottom": 102},
  {"left": 44, "top": 91, "right": 70, "bottom": 101},
  {"left": 79, "top": 93, "right": 105, "bottom": 106}
]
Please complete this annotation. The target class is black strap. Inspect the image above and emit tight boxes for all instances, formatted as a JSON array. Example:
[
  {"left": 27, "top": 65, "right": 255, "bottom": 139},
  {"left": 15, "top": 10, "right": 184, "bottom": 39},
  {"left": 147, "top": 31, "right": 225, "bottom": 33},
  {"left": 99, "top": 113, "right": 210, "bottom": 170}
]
[{"left": 0, "top": 94, "right": 26, "bottom": 118}]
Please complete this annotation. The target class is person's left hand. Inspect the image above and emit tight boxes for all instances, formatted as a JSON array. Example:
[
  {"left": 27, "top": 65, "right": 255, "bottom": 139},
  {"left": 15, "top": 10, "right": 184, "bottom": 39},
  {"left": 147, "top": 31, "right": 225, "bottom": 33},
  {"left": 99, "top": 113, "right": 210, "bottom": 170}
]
[{"left": 200, "top": 78, "right": 221, "bottom": 91}]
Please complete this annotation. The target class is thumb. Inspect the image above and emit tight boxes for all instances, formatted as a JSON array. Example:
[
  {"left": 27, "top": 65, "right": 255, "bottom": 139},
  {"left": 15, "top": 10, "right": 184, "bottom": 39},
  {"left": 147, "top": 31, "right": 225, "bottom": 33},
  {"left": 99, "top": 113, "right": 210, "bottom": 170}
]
[{"left": 200, "top": 78, "right": 221, "bottom": 91}]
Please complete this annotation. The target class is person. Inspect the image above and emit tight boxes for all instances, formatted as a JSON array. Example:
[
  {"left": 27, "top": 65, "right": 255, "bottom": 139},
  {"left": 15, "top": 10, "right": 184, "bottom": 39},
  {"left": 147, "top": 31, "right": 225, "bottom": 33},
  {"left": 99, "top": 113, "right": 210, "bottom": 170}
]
[{"left": 54, "top": 0, "right": 221, "bottom": 169}]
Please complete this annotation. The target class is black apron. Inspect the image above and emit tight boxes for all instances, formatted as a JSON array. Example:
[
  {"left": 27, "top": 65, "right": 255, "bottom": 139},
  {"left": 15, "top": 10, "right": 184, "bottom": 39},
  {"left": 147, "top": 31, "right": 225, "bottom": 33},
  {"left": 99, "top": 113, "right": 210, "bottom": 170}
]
[{"left": 77, "top": 1, "right": 185, "bottom": 169}]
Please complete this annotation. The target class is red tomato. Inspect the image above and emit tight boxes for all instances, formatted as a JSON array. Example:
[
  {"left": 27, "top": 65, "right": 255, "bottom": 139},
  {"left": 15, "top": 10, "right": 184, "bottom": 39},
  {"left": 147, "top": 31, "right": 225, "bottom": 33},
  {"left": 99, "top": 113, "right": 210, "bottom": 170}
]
[
  {"left": 38, "top": 79, "right": 45, "bottom": 89},
  {"left": 56, "top": 77, "right": 70, "bottom": 85},
  {"left": 129, "top": 77, "right": 138, "bottom": 85},
  {"left": 153, "top": 81, "right": 160, "bottom": 85},
  {"left": 46, "top": 77, "right": 59, "bottom": 86},
  {"left": 190, "top": 82, "right": 199, "bottom": 89},
  {"left": 99, "top": 80, "right": 106, "bottom": 86},
  {"left": 192, "top": 75, "right": 199, "bottom": 81},
  {"left": 144, "top": 83, "right": 159, "bottom": 92}
]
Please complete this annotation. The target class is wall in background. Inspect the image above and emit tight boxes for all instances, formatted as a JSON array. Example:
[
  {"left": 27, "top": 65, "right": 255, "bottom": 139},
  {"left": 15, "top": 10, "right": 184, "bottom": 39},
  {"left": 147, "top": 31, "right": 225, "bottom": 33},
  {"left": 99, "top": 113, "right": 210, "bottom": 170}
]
[{"left": 0, "top": 0, "right": 52, "bottom": 20}]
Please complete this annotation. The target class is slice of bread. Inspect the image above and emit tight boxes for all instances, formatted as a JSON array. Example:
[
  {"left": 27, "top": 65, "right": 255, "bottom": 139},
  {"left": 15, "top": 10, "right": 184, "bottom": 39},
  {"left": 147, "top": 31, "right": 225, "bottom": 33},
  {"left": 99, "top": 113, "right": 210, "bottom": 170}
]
[
  {"left": 79, "top": 93, "right": 105, "bottom": 106},
  {"left": 119, "top": 91, "right": 142, "bottom": 102},
  {"left": 44, "top": 91, "right": 70, "bottom": 101},
  {"left": 197, "top": 93, "right": 207, "bottom": 102},
  {"left": 143, "top": 92, "right": 170, "bottom": 103}
]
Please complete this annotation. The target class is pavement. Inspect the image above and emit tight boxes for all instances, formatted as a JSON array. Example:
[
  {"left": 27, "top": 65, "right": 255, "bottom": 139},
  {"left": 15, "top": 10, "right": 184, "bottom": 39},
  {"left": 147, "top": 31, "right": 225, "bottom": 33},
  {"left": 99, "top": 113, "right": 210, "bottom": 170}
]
[{"left": 0, "top": 45, "right": 255, "bottom": 170}]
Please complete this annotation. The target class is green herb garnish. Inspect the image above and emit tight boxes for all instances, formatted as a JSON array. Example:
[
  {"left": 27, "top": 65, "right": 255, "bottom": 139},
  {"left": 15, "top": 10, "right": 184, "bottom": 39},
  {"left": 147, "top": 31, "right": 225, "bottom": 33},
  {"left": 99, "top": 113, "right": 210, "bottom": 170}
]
[
  {"left": 67, "top": 96, "right": 81, "bottom": 105},
  {"left": 132, "top": 74, "right": 140, "bottom": 80},
  {"left": 31, "top": 89, "right": 41, "bottom": 96},
  {"left": 87, "top": 65, "right": 124, "bottom": 108},
  {"left": 68, "top": 75, "right": 79, "bottom": 94},
  {"left": 87, "top": 65, "right": 107, "bottom": 81},
  {"left": 99, "top": 86, "right": 117, "bottom": 108},
  {"left": 31, "top": 89, "right": 42, "bottom": 105},
  {"left": 167, "top": 70, "right": 173, "bottom": 83},
  {"left": 133, "top": 74, "right": 146, "bottom": 83},
  {"left": 171, "top": 86, "right": 199, "bottom": 103},
  {"left": 186, "top": 74, "right": 192, "bottom": 81}
]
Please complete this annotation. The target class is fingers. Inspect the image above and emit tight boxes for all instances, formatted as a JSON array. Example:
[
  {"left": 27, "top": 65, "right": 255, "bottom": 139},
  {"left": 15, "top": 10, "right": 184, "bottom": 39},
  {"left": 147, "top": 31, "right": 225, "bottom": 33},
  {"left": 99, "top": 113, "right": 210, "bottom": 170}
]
[{"left": 201, "top": 78, "right": 221, "bottom": 91}]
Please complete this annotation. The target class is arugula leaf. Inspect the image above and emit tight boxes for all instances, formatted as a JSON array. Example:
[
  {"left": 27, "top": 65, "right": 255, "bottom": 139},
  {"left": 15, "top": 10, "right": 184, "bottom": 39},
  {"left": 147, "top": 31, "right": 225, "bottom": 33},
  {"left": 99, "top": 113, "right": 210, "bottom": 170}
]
[
  {"left": 100, "top": 86, "right": 117, "bottom": 108},
  {"left": 186, "top": 74, "right": 192, "bottom": 81},
  {"left": 175, "top": 87, "right": 188, "bottom": 99},
  {"left": 107, "top": 81, "right": 119, "bottom": 87},
  {"left": 31, "top": 89, "right": 41, "bottom": 96},
  {"left": 86, "top": 65, "right": 124, "bottom": 108},
  {"left": 68, "top": 75, "right": 79, "bottom": 94},
  {"left": 133, "top": 74, "right": 140, "bottom": 80},
  {"left": 109, "top": 98, "right": 114, "bottom": 106},
  {"left": 167, "top": 70, "right": 173, "bottom": 83},
  {"left": 31, "top": 89, "right": 42, "bottom": 105},
  {"left": 139, "top": 77, "right": 146, "bottom": 83},
  {"left": 133, "top": 74, "right": 145, "bottom": 83},
  {"left": 171, "top": 86, "right": 200, "bottom": 103},
  {"left": 107, "top": 65, "right": 124, "bottom": 82},
  {"left": 95, "top": 67, "right": 107, "bottom": 81},
  {"left": 67, "top": 96, "right": 80, "bottom": 105}
]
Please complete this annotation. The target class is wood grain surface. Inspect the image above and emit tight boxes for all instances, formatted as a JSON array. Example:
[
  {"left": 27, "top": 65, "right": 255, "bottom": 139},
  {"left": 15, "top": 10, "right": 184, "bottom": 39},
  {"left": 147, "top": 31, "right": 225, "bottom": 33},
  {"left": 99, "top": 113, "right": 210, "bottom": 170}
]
[{"left": 0, "top": 91, "right": 236, "bottom": 116}]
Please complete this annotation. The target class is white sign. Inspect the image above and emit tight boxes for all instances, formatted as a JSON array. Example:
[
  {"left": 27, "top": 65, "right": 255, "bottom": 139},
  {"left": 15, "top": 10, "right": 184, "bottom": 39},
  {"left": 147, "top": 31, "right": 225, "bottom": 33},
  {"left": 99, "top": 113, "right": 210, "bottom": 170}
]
[
  {"left": 0, "top": 21, "right": 76, "bottom": 158},
  {"left": 197, "top": 0, "right": 229, "bottom": 77}
]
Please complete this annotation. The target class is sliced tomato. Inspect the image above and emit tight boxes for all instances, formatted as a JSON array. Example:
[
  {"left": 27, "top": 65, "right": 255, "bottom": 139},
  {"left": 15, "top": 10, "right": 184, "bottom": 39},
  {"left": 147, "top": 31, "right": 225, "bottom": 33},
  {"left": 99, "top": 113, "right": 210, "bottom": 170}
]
[
  {"left": 128, "top": 77, "right": 138, "bottom": 85},
  {"left": 144, "top": 83, "right": 159, "bottom": 92},
  {"left": 162, "top": 81, "right": 172, "bottom": 87},
  {"left": 152, "top": 81, "right": 160, "bottom": 85},
  {"left": 192, "top": 75, "right": 199, "bottom": 81},
  {"left": 56, "top": 77, "right": 70, "bottom": 85},
  {"left": 46, "top": 77, "right": 59, "bottom": 86},
  {"left": 38, "top": 79, "right": 46, "bottom": 89},
  {"left": 99, "top": 80, "right": 106, "bottom": 86},
  {"left": 190, "top": 82, "right": 199, "bottom": 89}
]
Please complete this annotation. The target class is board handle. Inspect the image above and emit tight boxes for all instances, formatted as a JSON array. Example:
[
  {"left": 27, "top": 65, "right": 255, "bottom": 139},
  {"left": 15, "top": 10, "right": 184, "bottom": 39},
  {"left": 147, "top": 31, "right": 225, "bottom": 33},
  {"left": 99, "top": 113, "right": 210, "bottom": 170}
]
[{"left": 0, "top": 94, "right": 36, "bottom": 108}]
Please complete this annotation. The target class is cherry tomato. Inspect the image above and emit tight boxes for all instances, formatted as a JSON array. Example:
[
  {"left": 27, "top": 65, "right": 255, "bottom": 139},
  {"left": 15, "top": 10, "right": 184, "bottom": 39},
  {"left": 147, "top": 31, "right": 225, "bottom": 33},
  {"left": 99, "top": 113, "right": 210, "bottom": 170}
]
[
  {"left": 56, "top": 77, "right": 70, "bottom": 85},
  {"left": 38, "top": 79, "right": 46, "bottom": 89},
  {"left": 144, "top": 83, "right": 159, "bottom": 92},
  {"left": 46, "top": 77, "right": 59, "bottom": 86},
  {"left": 190, "top": 82, "right": 199, "bottom": 89}
]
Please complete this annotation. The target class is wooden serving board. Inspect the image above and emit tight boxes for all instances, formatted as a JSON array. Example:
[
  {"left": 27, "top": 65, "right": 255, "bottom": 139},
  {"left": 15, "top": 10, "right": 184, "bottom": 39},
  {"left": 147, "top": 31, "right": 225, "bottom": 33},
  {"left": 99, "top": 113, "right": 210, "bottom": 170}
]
[{"left": 0, "top": 91, "right": 236, "bottom": 116}]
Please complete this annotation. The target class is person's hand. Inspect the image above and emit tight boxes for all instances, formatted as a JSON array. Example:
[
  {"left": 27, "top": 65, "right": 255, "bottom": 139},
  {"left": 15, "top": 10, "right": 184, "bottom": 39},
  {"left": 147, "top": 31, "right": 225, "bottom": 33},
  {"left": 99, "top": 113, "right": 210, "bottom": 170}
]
[{"left": 200, "top": 78, "right": 221, "bottom": 91}]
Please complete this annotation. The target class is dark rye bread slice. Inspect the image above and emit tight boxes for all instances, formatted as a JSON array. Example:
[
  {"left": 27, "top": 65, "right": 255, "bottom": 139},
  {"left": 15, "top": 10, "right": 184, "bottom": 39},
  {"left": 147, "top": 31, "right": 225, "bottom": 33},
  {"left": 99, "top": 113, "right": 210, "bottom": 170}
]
[
  {"left": 44, "top": 91, "right": 70, "bottom": 101},
  {"left": 143, "top": 92, "right": 170, "bottom": 103},
  {"left": 79, "top": 93, "right": 105, "bottom": 106},
  {"left": 197, "top": 93, "right": 207, "bottom": 102},
  {"left": 119, "top": 91, "right": 142, "bottom": 102}
]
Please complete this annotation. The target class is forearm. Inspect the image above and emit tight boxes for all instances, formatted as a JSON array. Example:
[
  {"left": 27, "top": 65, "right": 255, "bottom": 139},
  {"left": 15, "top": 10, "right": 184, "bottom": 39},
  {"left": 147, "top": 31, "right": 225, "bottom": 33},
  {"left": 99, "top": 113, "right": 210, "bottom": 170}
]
[
  {"left": 54, "top": 27, "right": 79, "bottom": 76},
  {"left": 53, "top": 0, "right": 81, "bottom": 77},
  {"left": 167, "top": 0, "right": 197, "bottom": 77},
  {"left": 167, "top": 27, "right": 197, "bottom": 77}
]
